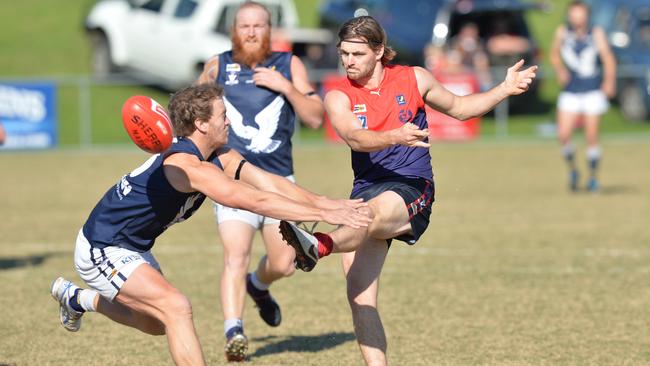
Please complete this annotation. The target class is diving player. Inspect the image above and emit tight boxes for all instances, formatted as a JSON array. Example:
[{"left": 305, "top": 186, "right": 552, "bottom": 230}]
[{"left": 50, "top": 83, "right": 370, "bottom": 366}]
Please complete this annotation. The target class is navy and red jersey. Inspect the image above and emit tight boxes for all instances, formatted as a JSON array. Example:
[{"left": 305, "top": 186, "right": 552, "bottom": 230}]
[
  {"left": 328, "top": 65, "right": 433, "bottom": 195},
  {"left": 82, "top": 137, "right": 223, "bottom": 252},
  {"left": 216, "top": 51, "right": 296, "bottom": 177}
]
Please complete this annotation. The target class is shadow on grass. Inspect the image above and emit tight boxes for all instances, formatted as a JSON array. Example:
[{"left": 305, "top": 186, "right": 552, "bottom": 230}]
[
  {"left": 249, "top": 332, "right": 355, "bottom": 359},
  {"left": 570, "top": 184, "right": 639, "bottom": 195},
  {"left": 598, "top": 185, "right": 640, "bottom": 195},
  {"left": 0, "top": 252, "right": 60, "bottom": 271}
]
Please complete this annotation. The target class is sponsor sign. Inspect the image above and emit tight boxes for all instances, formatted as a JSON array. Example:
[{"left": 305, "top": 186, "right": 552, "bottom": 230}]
[{"left": 0, "top": 82, "right": 57, "bottom": 149}]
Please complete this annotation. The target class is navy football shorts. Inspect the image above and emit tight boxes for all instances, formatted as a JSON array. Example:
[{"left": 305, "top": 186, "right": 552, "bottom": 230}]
[{"left": 351, "top": 178, "right": 435, "bottom": 245}]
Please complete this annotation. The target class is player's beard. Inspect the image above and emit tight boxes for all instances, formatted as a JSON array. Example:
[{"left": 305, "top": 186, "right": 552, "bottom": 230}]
[{"left": 232, "top": 32, "right": 272, "bottom": 68}]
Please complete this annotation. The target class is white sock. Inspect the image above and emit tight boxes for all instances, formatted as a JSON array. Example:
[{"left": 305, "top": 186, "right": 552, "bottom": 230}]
[
  {"left": 224, "top": 318, "right": 243, "bottom": 335},
  {"left": 79, "top": 289, "right": 98, "bottom": 312},
  {"left": 587, "top": 146, "right": 602, "bottom": 161},
  {"left": 561, "top": 142, "right": 575, "bottom": 159},
  {"left": 250, "top": 272, "right": 270, "bottom": 291}
]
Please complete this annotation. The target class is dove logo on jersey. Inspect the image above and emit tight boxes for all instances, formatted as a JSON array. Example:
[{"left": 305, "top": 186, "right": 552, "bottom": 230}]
[
  {"left": 165, "top": 193, "right": 203, "bottom": 229},
  {"left": 225, "top": 73, "right": 239, "bottom": 86},
  {"left": 224, "top": 95, "right": 284, "bottom": 154},
  {"left": 116, "top": 175, "right": 132, "bottom": 199},
  {"left": 353, "top": 104, "right": 367, "bottom": 113}
]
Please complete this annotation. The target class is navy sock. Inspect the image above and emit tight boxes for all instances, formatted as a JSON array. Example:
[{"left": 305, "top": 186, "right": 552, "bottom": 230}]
[
  {"left": 589, "top": 158, "right": 599, "bottom": 177},
  {"left": 69, "top": 289, "right": 85, "bottom": 313},
  {"left": 565, "top": 153, "right": 576, "bottom": 170}
]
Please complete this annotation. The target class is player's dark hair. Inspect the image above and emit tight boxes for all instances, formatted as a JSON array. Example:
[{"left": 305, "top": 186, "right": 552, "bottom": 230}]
[
  {"left": 337, "top": 15, "right": 396, "bottom": 65},
  {"left": 168, "top": 84, "right": 224, "bottom": 137}
]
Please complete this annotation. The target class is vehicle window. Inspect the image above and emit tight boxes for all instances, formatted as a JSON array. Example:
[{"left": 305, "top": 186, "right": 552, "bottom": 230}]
[
  {"left": 635, "top": 8, "right": 650, "bottom": 49},
  {"left": 448, "top": 11, "right": 529, "bottom": 41},
  {"left": 214, "top": 3, "right": 284, "bottom": 35},
  {"left": 265, "top": 4, "right": 283, "bottom": 27},
  {"left": 138, "top": 0, "right": 164, "bottom": 12},
  {"left": 612, "top": 7, "right": 631, "bottom": 34},
  {"left": 174, "top": 0, "right": 198, "bottom": 18}
]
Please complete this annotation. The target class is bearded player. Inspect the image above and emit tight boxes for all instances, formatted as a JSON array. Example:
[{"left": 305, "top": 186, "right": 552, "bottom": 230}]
[{"left": 197, "top": 2, "right": 325, "bottom": 360}]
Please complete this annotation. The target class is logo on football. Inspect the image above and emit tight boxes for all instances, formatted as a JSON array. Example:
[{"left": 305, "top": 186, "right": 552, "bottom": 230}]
[{"left": 121, "top": 96, "right": 173, "bottom": 154}]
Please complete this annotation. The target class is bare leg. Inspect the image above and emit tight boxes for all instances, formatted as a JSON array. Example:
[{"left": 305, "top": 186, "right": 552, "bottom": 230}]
[
  {"left": 342, "top": 239, "right": 389, "bottom": 366},
  {"left": 256, "top": 223, "right": 296, "bottom": 284},
  {"left": 218, "top": 220, "right": 255, "bottom": 322},
  {"left": 583, "top": 114, "right": 602, "bottom": 188},
  {"left": 557, "top": 110, "right": 582, "bottom": 189},
  {"left": 95, "top": 295, "right": 165, "bottom": 335},
  {"left": 332, "top": 192, "right": 409, "bottom": 365},
  {"left": 557, "top": 109, "right": 579, "bottom": 148},
  {"left": 583, "top": 114, "right": 600, "bottom": 148},
  {"left": 111, "top": 264, "right": 206, "bottom": 366},
  {"left": 330, "top": 191, "right": 411, "bottom": 253}
]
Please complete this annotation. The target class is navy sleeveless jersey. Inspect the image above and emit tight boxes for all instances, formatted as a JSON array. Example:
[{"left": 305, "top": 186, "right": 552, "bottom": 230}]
[
  {"left": 82, "top": 137, "right": 223, "bottom": 252},
  {"left": 561, "top": 27, "right": 602, "bottom": 92},
  {"left": 216, "top": 51, "right": 296, "bottom": 176}
]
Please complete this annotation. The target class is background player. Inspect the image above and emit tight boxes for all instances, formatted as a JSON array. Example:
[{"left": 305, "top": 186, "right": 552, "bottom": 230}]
[
  {"left": 50, "top": 84, "right": 370, "bottom": 366},
  {"left": 196, "top": 3, "right": 324, "bottom": 359},
  {"left": 279, "top": 15, "right": 537, "bottom": 366},
  {"left": 550, "top": 0, "right": 616, "bottom": 191}
]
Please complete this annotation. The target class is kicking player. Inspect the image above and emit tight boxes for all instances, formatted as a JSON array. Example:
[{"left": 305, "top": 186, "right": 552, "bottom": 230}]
[
  {"left": 279, "top": 15, "right": 537, "bottom": 366},
  {"left": 50, "top": 84, "right": 370, "bottom": 366},
  {"left": 550, "top": 0, "right": 616, "bottom": 191}
]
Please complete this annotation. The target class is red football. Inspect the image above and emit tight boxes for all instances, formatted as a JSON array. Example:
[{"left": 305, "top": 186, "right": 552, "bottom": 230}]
[{"left": 121, "top": 95, "right": 173, "bottom": 153}]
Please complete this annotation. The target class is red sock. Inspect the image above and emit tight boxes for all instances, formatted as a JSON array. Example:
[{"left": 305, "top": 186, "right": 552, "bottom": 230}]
[{"left": 314, "top": 232, "right": 333, "bottom": 258}]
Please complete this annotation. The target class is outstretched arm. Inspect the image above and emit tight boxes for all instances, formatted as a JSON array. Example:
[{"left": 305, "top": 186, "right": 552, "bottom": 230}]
[
  {"left": 217, "top": 148, "right": 367, "bottom": 211},
  {"left": 163, "top": 152, "right": 371, "bottom": 228},
  {"left": 324, "top": 90, "right": 430, "bottom": 152},
  {"left": 416, "top": 60, "right": 537, "bottom": 121}
]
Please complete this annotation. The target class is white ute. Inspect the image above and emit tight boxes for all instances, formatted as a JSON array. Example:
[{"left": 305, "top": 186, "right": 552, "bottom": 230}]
[{"left": 85, "top": 0, "right": 333, "bottom": 89}]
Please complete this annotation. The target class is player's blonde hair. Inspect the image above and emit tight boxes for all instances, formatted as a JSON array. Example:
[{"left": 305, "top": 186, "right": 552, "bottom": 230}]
[
  {"left": 337, "top": 15, "right": 396, "bottom": 65},
  {"left": 168, "top": 84, "right": 224, "bottom": 137}
]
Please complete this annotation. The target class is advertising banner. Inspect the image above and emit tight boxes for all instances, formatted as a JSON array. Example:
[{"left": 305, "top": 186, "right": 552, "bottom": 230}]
[
  {"left": 426, "top": 71, "right": 481, "bottom": 141},
  {"left": 0, "top": 82, "right": 57, "bottom": 150}
]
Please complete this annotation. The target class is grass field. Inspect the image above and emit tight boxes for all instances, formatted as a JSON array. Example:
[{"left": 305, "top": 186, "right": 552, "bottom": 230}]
[{"left": 1, "top": 139, "right": 649, "bottom": 365}]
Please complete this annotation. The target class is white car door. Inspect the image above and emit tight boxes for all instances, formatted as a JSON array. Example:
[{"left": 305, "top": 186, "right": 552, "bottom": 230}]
[{"left": 122, "top": 0, "right": 178, "bottom": 80}]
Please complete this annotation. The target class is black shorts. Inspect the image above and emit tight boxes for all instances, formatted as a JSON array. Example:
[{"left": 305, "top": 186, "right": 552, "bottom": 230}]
[{"left": 351, "top": 178, "right": 435, "bottom": 245}]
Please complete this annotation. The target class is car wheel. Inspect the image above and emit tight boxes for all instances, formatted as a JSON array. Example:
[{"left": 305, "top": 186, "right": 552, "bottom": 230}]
[
  {"left": 620, "top": 83, "right": 648, "bottom": 121},
  {"left": 90, "top": 31, "right": 116, "bottom": 77}
]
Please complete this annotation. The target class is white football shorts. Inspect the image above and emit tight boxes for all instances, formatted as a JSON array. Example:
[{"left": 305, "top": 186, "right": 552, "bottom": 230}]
[
  {"left": 214, "top": 175, "right": 295, "bottom": 228},
  {"left": 74, "top": 229, "right": 161, "bottom": 301},
  {"left": 557, "top": 90, "right": 609, "bottom": 115}
]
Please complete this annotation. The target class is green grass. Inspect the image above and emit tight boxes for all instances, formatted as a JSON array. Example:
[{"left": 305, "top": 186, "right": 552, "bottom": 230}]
[{"left": 1, "top": 141, "right": 650, "bottom": 365}]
